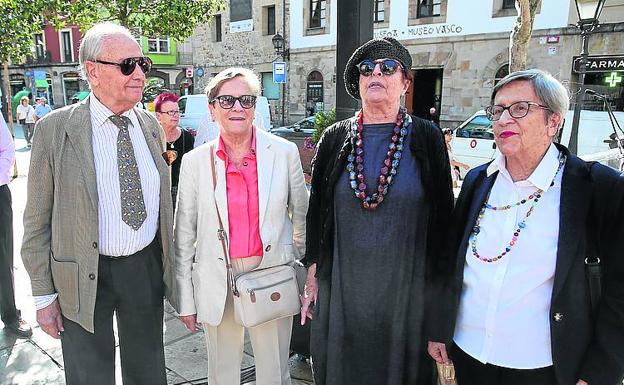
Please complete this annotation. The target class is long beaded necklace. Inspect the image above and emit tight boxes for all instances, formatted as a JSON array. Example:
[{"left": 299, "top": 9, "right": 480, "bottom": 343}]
[
  {"left": 346, "top": 108, "right": 410, "bottom": 210},
  {"left": 470, "top": 152, "right": 566, "bottom": 263}
]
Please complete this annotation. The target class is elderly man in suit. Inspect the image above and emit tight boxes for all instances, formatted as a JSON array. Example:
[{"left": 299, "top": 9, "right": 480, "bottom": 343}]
[
  {"left": 428, "top": 69, "right": 624, "bottom": 385},
  {"left": 21, "top": 22, "right": 176, "bottom": 385}
]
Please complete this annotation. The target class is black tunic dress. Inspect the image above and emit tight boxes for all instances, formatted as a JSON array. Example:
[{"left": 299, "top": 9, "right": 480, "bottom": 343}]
[
  {"left": 167, "top": 128, "right": 194, "bottom": 202},
  {"left": 311, "top": 122, "right": 429, "bottom": 385}
]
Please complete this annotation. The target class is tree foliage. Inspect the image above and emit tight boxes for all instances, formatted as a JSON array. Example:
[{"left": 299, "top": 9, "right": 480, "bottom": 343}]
[
  {"left": 312, "top": 108, "right": 337, "bottom": 144},
  {"left": 509, "top": 0, "right": 542, "bottom": 72},
  {"left": 0, "top": 1, "right": 59, "bottom": 63},
  {"left": 0, "top": 0, "right": 225, "bottom": 64},
  {"left": 62, "top": 0, "right": 225, "bottom": 41}
]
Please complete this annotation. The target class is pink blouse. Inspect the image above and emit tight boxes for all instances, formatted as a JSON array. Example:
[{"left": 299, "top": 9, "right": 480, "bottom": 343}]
[{"left": 216, "top": 132, "right": 264, "bottom": 259}]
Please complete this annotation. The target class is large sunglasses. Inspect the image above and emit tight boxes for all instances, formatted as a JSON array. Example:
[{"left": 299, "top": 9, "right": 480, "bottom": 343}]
[
  {"left": 210, "top": 95, "right": 257, "bottom": 109},
  {"left": 357, "top": 59, "right": 403, "bottom": 76},
  {"left": 94, "top": 56, "right": 153, "bottom": 76},
  {"left": 485, "top": 101, "right": 551, "bottom": 121}
]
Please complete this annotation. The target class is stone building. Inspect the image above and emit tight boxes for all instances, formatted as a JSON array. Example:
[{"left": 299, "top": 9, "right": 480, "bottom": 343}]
[
  {"left": 190, "top": 0, "right": 290, "bottom": 127},
  {"left": 287, "top": 0, "right": 624, "bottom": 127}
]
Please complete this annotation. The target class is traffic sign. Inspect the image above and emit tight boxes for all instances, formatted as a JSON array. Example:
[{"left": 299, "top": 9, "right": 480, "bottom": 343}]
[
  {"left": 196, "top": 67, "right": 205, "bottom": 77},
  {"left": 185, "top": 67, "right": 194, "bottom": 78},
  {"left": 273, "top": 62, "right": 287, "bottom": 83}
]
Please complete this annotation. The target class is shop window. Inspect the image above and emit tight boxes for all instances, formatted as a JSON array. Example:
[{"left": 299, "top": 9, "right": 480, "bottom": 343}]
[{"left": 261, "top": 72, "right": 280, "bottom": 100}]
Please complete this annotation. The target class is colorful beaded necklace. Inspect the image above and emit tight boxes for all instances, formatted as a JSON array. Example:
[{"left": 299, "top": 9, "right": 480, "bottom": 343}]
[
  {"left": 346, "top": 108, "right": 410, "bottom": 210},
  {"left": 470, "top": 152, "right": 566, "bottom": 263}
]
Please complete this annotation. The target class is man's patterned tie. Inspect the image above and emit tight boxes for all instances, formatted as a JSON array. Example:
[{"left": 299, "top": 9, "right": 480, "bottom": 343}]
[{"left": 109, "top": 115, "right": 147, "bottom": 231}]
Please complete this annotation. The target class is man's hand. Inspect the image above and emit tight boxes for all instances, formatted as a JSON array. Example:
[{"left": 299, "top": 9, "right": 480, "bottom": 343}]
[
  {"left": 179, "top": 314, "right": 199, "bottom": 333},
  {"left": 428, "top": 341, "right": 450, "bottom": 364},
  {"left": 37, "top": 299, "right": 64, "bottom": 339}
]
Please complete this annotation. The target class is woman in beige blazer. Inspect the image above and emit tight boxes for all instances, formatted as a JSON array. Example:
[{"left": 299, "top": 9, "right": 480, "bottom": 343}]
[{"left": 174, "top": 67, "right": 308, "bottom": 385}]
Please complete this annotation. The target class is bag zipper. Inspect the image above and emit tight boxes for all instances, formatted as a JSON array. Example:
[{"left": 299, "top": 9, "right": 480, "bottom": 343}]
[{"left": 246, "top": 277, "right": 294, "bottom": 303}]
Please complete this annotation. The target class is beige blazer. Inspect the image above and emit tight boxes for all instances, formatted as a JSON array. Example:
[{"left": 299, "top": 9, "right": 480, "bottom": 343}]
[
  {"left": 21, "top": 98, "right": 177, "bottom": 333},
  {"left": 174, "top": 129, "right": 308, "bottom": 326}
]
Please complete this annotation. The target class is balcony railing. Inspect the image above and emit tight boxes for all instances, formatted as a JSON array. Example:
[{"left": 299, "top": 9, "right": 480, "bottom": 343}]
[{"left": 25, "top": 50, "right": 52, "bottom": 64}]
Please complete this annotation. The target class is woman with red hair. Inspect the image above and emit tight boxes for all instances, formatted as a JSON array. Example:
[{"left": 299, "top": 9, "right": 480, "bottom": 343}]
[{"left": 154, "top": 92, "right": 194, "bottom": 203}]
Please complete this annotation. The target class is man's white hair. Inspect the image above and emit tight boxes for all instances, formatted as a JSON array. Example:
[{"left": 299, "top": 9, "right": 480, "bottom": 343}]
[{"left": 78, "top": 22, "right": 139, "bottom": 83}]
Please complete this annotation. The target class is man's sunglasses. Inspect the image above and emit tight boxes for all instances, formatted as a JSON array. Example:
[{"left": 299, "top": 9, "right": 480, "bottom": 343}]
[
  {"left": 210, "top": 95, "right": 257, "bottom": 109},
  {"left": 357, "top": 59, "right": 403, "bottom": 76},
  {"left": 94, "top": 56, "right": 153, "bottom": 76}
]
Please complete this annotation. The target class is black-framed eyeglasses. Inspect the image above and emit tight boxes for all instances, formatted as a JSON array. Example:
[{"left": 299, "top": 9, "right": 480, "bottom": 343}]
[
  {"left": 93, "top": 56, "right": 153, "bottom": 76},
  {"left": 357, "top": 59, "right": 403, "bottom": 76},
  {"left": 210, "top": 95, "right": 257, "bottom": 109},
  {"left": 485, "top": 101, "right": 551, "bottom": 121},
  {"left": 158, "top": 110, "right": 181, "bottom": 117}
]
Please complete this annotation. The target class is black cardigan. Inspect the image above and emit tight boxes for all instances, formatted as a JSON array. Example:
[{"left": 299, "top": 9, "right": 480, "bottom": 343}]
[{"left": 301, "top": 115, "right": 454, "bottom": 287}]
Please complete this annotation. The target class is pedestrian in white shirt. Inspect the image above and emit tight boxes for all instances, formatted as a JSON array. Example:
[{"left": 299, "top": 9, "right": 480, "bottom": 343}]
[
  {"left": 428, "top": 69, "right": 624, "bottom": 385},
  {"left": 16, "top": 96, "right": 35, "bottom": 146}
]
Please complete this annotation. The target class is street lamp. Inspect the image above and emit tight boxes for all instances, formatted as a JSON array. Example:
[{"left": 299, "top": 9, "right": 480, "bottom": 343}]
[
  {"left": 272, "top": 33, "right": 290, "bottom": 60},
  {"left": 272, "top": 33, "right": 289, "bottom": 126},
  {"left": 569, "top": 0, "right": 606, "bottom": 154}
]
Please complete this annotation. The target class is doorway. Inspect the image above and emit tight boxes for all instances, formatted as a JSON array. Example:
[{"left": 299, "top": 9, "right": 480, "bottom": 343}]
[{"left": 406, "top": 68, "right": 443, "bottom": 121}]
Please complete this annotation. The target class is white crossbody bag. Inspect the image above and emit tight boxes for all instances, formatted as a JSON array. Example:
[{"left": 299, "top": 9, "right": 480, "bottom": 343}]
[{"left": 210, "top": 145, "right": 300, "bottom": 327}]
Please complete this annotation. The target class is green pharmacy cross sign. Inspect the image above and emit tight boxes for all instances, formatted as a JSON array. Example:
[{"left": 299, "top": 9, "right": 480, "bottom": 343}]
[{"left": 605, "top": 72, "right": 623, "bottom": 88}]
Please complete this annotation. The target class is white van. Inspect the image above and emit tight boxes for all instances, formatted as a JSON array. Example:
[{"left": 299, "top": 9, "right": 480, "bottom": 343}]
[
  {"left": 178, "top": 94, "right": 273, "bottom": 132},
  {"left": 452, "top": 109, "right": 624, "bottom": 174}
]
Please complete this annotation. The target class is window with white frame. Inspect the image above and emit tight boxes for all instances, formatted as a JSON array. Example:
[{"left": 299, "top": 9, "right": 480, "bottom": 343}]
[
  {"left": 417, "top": 0, "right": 441, "bottom": 18},
  {"left": 374, "top": 0, "right": 385, "bottom": 23},
  {"left": 34, "top": 33, "right": 45, "bottom": 59},
  {"left": 310, "top": 0, "right": 327, "bottom": 28},
  {"left": 60, "top": 30, "right": 73, "bottom": 62},
  {"left": 148, "top": 37, "right": 170, "bottom": 53}
]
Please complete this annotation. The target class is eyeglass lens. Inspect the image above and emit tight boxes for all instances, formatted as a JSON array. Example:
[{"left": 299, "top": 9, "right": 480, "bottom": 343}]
[
  {"left": 486, "top": 101, "right": 532, "bottom": 121},
  {"left": 214, "top": 95, "right": 257, "bottom": 109},
  {"left": 119, "top": 57, "right": 152, "bottom": 75},
  {"left": 358, "top": 59, "right": 401, "bottom": 76}
]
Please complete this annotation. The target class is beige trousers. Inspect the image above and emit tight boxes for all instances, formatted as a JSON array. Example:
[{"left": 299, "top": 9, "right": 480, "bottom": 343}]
[{"left": 203, "top": 256, "right": 293, "bottom": 385}]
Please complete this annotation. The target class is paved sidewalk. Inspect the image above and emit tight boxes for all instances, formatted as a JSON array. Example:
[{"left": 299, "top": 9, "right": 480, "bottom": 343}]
[{"left": 0, "top": 126, "right": 314, "bottom": 385}]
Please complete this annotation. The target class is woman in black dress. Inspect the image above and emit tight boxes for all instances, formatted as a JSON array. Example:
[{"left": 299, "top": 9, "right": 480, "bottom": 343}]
[
  {"left": 155, "top": 92, "right": 195, "bottom": 203},
  {"left": 300, "top": 37, "right": 454, "bottom": 385}
]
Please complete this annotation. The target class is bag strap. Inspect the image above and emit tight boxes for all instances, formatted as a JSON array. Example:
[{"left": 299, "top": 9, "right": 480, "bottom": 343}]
[
  {"left": 210, "top": 144, "right": 239, "bottom": 297},
  {"left": 585, "top": 161, "right": 602, "bottom": 314}
]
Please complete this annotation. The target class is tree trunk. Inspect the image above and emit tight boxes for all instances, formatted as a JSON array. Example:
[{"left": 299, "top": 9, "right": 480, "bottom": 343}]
[
  {"left": 3, "top": 62, "right": 14, "bottom": 136},
  {"left": 509, "top": 0, "right": 542, "bottom": 72}
]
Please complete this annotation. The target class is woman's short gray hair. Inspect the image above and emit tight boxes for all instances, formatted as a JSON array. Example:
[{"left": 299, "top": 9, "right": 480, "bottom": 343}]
[
  {"left": 492, "top": 69, "right": 570, "bottom": 127},
  {"left": 78, "top": 22, "right": 138, "bottom": 82},
  {"left": 204, "top": 67, "right": 261, "bottom": 101}
]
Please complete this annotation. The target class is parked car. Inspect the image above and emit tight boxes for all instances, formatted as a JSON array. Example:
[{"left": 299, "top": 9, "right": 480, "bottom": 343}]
[
  {"left": 270, "top": 116, "right": 316, "bottom": 174},
  {"left": 270, "top": 116, "right": 315, "bottom": 139},
  {"left": 451, "top": 109, "right": 624, "bottom": 175},
  {"left": 178, "top": 94, "right": 273, "bottom": 132}
]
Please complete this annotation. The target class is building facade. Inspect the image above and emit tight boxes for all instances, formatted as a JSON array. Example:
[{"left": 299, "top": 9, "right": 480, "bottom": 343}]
[
  {"left": 1, "top": 23, "right": 87, "bottom": 111},
  {"left": 189, "top": 0, "right": 290, "bottom": 126},
  {"left": 287, "top": 0, "right": 624, "bottom": 127},
  {"left": 1, "top": 23, "right": 196, "bottom": 114}
]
